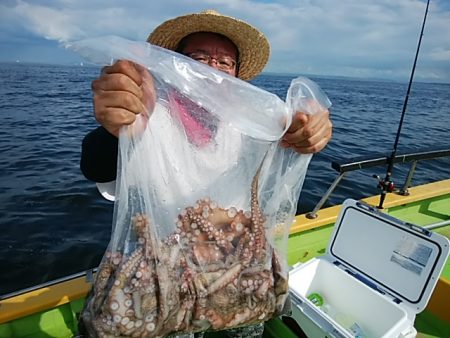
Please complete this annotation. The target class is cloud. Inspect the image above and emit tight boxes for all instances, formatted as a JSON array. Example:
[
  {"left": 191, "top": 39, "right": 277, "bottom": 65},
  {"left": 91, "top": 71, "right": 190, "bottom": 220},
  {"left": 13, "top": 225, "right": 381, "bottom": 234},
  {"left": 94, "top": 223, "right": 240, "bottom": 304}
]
[
  {"left": 1, "top": 0, "right": 449, "bottom": 82},
  {"left": 429, "top": 48, "right": 450, "bottom": 61}
]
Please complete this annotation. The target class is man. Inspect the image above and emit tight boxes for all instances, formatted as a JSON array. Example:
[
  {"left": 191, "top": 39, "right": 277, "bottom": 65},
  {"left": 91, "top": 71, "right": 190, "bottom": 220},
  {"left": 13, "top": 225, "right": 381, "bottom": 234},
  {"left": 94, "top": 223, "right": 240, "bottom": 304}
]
[
  {"left": 81, "top": 10, "right": 332, "bottom": 186},
  {"left": 80, "top": 9, "right": 329, "bottom": 337}
]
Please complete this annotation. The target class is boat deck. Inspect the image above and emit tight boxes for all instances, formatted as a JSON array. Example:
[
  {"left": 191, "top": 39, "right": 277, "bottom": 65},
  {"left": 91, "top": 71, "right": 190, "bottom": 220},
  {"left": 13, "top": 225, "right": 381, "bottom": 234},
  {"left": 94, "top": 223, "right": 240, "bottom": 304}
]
[{"left": 1, "top": 180, "right": 449, "bottom": 337}]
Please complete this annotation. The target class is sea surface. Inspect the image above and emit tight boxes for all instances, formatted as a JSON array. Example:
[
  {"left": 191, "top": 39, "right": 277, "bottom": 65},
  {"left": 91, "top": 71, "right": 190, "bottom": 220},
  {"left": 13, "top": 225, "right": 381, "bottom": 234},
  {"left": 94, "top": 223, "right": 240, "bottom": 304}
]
[{"left": 1, "top": 62, "right": 449, "bottom": 295}]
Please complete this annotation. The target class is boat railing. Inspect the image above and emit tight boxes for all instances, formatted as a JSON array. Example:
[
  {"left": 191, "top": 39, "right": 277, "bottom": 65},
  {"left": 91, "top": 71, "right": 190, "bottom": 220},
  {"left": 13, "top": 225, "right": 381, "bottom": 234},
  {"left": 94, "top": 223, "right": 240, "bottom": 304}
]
[{"left": 306, "top": 147, "right": 450, "bottom": 219}]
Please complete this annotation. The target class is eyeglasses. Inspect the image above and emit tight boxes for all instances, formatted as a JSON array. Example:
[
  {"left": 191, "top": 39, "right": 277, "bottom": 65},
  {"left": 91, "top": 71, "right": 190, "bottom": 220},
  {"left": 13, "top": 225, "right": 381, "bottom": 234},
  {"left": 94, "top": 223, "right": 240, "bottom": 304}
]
[{"left": 184, "top": 52, "right": 237, "bottom": 72}]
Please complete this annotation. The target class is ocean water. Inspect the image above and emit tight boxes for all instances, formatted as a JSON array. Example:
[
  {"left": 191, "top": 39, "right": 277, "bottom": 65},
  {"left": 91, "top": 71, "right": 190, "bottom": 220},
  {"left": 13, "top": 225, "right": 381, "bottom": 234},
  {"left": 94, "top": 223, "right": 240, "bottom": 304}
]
[{"left": 1, "top": 62, "right": 449, "bottom": 295}]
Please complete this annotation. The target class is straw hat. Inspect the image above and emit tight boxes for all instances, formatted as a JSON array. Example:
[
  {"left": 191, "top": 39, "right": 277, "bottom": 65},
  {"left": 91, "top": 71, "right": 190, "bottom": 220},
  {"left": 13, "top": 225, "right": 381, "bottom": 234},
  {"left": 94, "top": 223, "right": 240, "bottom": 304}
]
[{"left": 147, "top": 10, "right": 270, "bottom": 80}]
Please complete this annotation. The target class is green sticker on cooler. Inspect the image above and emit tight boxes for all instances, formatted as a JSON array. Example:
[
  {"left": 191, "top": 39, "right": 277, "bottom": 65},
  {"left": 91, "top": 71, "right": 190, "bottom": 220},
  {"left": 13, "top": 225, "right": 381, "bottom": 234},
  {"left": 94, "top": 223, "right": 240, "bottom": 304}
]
[{"left": 307, "top": 292, "right": 324, "bottom": 306}]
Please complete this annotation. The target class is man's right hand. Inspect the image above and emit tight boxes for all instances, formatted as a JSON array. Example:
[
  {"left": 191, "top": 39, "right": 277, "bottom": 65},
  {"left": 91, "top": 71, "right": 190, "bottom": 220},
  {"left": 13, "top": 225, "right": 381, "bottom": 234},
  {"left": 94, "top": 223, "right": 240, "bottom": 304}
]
[{"left": 91, "top": 60, "right": 156, "bottom": 137}]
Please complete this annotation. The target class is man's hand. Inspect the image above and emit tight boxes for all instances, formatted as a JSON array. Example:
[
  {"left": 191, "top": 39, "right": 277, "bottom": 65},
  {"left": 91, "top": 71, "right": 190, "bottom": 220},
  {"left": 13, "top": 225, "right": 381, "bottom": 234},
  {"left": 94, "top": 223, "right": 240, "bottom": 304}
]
[
  {"left": 91, "top": 60, "right": 156, "bottom": 137},
  {"left": 281, "top": 110, "right": 332, "bottom": 154}
]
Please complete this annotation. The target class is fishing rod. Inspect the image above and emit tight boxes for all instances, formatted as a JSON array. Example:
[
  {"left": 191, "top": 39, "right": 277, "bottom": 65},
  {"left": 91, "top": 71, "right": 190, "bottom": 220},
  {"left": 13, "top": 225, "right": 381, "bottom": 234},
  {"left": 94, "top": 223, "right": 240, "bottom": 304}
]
[{"left": 375, "top": 0, "right": 431, "bottom": 209}]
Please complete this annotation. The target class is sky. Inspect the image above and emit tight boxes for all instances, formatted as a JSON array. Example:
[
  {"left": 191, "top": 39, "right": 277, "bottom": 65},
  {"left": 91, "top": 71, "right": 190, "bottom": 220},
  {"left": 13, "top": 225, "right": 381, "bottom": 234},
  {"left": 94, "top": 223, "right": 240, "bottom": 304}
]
[{"left": 1, "top": 0, "right": 449, "bottom": 83}]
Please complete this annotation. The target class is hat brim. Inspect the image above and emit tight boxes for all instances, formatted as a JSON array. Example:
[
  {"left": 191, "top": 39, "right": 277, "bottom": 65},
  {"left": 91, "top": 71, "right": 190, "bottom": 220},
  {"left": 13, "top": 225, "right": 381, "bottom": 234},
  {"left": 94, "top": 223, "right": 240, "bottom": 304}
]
[{"left": 147, "top": 11, "right": 270, "bottom": 80}]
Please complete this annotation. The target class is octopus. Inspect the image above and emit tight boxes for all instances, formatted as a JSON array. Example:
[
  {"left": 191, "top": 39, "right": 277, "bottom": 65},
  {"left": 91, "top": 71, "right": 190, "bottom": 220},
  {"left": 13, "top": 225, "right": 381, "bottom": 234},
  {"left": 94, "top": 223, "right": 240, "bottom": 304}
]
[{"left": 80, "top": 159, "right": 289, "bottom": 337}]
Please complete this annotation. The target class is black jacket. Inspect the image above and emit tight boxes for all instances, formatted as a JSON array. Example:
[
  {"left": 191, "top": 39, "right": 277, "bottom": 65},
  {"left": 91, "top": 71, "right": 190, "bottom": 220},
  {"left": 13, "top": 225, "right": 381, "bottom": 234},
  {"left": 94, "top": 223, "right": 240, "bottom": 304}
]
[{"left": 80, "top": 127, "right": 118, "bottom": 182}]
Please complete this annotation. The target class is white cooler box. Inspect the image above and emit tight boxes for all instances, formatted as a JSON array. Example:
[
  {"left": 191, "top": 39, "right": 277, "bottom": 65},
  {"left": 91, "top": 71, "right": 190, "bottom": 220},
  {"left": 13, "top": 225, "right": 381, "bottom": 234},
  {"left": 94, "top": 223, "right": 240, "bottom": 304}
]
[{"left": 289, "top": 199, "right": 450, "bottom": 338}]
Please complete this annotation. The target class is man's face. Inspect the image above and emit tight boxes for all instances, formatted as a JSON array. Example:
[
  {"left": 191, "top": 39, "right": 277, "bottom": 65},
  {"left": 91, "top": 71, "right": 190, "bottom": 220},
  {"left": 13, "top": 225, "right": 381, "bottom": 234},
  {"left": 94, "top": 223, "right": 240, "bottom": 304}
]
[{"left": 179, "top": 32, "right": 238, "bottom": 77}]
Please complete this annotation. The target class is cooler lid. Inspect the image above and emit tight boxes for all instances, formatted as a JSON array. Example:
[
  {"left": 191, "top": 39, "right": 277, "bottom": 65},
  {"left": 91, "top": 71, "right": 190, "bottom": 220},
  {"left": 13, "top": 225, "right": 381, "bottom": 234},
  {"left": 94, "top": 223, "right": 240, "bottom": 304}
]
[{"left": 328, "top": 199, "right": 450, "bottom": 313}]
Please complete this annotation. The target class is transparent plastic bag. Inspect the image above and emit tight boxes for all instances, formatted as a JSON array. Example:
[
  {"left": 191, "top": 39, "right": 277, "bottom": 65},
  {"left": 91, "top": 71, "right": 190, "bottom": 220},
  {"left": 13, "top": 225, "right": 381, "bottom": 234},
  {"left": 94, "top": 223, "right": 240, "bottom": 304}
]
[{"left": 68, "top": 36, "right": 331, "bottom": 337}]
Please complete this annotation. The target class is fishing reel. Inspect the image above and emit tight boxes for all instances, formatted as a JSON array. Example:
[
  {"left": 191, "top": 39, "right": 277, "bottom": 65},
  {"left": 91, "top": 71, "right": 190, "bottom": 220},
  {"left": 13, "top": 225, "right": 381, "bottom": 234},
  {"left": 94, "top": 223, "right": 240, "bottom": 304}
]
[
  {"left": 373, "top": 174, "right": 395, "bottom": 209},
  {"left": 373, "top": 174, "right": 395, "bottom": 193}
]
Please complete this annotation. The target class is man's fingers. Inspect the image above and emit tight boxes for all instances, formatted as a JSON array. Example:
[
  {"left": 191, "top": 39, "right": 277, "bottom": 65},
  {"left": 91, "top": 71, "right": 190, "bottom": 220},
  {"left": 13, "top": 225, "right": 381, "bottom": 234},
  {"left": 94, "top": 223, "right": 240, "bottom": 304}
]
[
  {"left": 101, "top": 60, "right": 144, "bottom": 87},
  {"left": 284, "top": 110, "right": 330, "bottom": 142},
  {"left": 281, "top": 109, "right": 332, "bottom": 154},
  {"left": 94, "top": 106, "right": 139, "bottom": 138},
  {"left": 93, "top": 89, "right": 147, "bottom": 138},
  {"left": 286, "top": 112, "right": 308, "bottom": 133},
  {"left": 291, "top": 134, "right": 330, "bottom": 153},
  {"left": 94, "top": 91, "right": 148, "bottom": 116},
  {"left": 293, "top": 121, "right": 330, "bottom": 146},
  {"left": 92, "top": 73, "right": 143, "bottom": 99},
  {"left": 96, "top": 106, "right": 137, "bottom": 125}
]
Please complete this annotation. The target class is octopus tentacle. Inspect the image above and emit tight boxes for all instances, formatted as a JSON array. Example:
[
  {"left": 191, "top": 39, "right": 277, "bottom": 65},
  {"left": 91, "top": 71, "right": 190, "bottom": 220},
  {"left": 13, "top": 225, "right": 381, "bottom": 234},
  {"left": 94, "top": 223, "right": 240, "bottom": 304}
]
[
  {"left": 206, "top": 263, "right": 241, "bottom": 295},
  {"left": 250, "top": 158, "right": 267, "bottom": 261}
]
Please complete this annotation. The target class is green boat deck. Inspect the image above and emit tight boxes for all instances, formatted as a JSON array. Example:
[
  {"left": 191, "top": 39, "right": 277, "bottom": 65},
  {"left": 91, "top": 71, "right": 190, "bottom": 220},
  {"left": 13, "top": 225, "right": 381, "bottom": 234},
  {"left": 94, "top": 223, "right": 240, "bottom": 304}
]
[{"left": 1, "top": 299, "right": 448, "bottom": 338}]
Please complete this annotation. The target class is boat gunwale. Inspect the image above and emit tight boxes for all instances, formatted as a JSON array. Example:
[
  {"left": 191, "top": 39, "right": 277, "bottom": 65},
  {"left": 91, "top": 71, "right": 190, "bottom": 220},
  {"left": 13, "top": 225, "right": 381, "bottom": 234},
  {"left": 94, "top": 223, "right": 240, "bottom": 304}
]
[{"left": 291, "top": 178, "right": 450, "bottom": 234}]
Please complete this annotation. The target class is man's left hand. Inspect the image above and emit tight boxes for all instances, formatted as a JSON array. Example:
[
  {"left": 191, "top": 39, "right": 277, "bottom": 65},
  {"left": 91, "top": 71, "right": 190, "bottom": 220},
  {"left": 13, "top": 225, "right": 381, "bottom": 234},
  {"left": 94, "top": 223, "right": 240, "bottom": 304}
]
[{"left": 281, "top": 110, "right": 332, "bottom": 154}]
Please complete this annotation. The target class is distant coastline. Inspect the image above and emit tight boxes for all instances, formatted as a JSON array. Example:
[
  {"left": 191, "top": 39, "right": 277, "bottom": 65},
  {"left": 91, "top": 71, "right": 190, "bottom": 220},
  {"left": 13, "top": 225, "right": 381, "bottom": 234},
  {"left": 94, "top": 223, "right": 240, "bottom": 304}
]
[
  {"left": 1, "top": 61, "right": 448, "bottom": 85},
  {"left": 261, "top": 71, "right": 450, "bottom": 85},
  {"left": 0, "top": 60, "right": 101, "bottom": 69}
]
